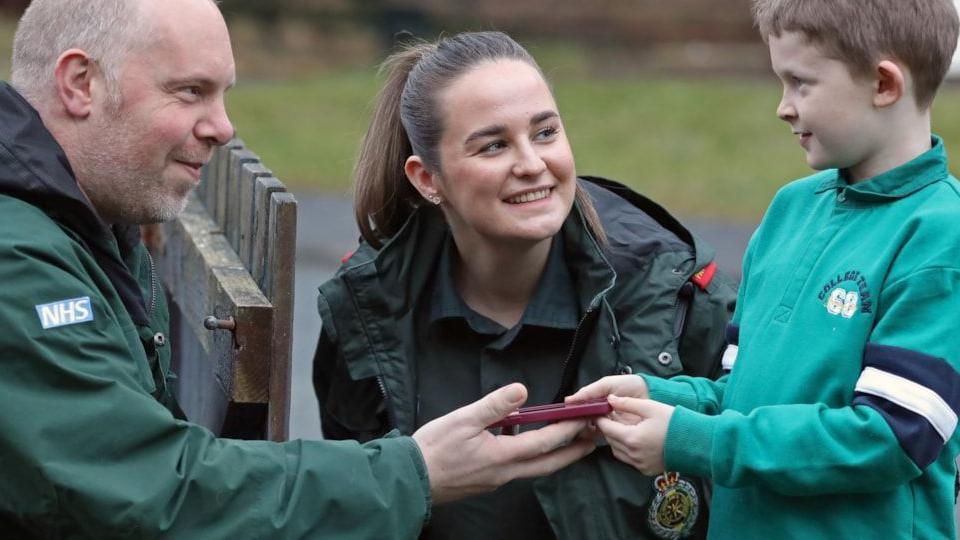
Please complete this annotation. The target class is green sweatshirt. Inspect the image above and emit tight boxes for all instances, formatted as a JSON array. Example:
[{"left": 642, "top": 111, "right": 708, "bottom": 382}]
[{"left": 645, "top": 137, "right": 960, "bottom": 539}]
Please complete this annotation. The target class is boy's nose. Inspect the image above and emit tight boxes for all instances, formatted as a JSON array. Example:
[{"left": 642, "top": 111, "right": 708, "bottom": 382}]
[{"left": 776, "top": 98, "right": 797, "bottom": 122}]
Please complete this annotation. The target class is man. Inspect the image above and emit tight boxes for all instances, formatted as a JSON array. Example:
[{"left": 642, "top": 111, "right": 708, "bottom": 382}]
[{"left": 0, "top": 1, "right": 594, "bottom": 537}]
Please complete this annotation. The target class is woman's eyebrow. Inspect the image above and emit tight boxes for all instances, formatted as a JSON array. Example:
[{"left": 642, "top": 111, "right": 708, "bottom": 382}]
[
  {"left": 531, "top": 110, "right": 558, "bottom": 124},
  {"left": 463, "top": 111, "right": 559, "bottom": 146},
  {"left": 464, "top": 124, "right": 507, "bottom": 146}
]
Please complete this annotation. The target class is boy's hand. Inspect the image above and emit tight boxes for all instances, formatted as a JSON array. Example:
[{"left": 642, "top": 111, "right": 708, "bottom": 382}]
[
  {"left": 566, "top": 374, "right": 649, "bottom": 403},
  {"left": 595, "top": 396, "right": 674, "bottom": 475}
]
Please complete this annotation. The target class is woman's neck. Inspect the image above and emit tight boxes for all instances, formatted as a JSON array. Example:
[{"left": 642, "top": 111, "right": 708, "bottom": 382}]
[{"left": 452, "top": 234, "right": 553, "bottom": 329}]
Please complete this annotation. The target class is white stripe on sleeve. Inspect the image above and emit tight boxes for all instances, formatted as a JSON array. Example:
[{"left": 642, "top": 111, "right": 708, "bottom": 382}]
[
  {"left": 721, "top": 344, "right": 738, "bottom": 371},
  {"left": 855, "top": 366, "right": 958, "bottom": 442}
]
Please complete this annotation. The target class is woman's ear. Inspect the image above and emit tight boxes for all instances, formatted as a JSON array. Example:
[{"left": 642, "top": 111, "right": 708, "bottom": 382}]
[
  {"left": 53, "top": 49, "right": 99, "bottom": 118},
  {"left": 874, "top": 60, "right": 905, "bottom": 108},
  {"left": 405, "top": 155, "right": 443, "bottom": 205}
]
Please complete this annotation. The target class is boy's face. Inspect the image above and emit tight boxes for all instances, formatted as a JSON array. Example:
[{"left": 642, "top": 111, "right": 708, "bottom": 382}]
[{"left": 768, "top": 31, "right": 883, "bottom": 181}]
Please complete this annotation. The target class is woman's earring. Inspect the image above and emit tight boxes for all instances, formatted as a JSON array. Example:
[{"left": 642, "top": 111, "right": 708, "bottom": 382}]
[{"left": 427, "top": 194, "right": 442, "bottom": 205}]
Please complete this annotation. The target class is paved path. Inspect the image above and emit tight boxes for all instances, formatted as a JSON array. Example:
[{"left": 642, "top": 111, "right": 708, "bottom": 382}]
[{"left": 287, "top": 193, "right": 757, "bottom": 439}]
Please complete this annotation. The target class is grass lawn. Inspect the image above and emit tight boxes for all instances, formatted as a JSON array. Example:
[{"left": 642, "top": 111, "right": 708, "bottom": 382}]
[
  {"left": 4, "top": 11, "right": 960, "bottom": 223},
  {"left": 228, "top": 71, "right": 960, "bottom": 223}
]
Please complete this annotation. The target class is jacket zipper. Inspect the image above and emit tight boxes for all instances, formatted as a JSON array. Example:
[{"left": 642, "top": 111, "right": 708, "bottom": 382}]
[
  {"left": 144, "top": 248, "right": 159, "bottom": 320},
  {"left": 552, "top": 307, "right": 599, "bottom": 402},
  {"left": 377, "top": 375, "right": 398, "bottom": 429}
]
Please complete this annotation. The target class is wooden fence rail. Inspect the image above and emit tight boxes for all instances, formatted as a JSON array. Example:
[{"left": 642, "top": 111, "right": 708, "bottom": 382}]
[{"left": 153, "top": 138, "right": 296, "bottom": 441}]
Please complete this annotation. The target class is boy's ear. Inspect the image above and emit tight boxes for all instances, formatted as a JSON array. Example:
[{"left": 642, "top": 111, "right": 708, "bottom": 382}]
[
  {"left": 404, "top": 155, "right": 443, "bottom": 203},
  {"left": 874, "top": 60, "right": 905, "bottom": 108},
  {"left": 53, "top": 48, "right": 97, "bottom": 118}
]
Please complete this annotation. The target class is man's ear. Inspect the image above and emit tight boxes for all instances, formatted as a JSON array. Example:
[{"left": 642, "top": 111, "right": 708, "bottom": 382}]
[
  {"left": 874, "top": 60, "right": 906, "bottom": 108},
  {"left": 404, "top": 155, "right": 443, "bottom": 203},
  {"left": 53, "top": 49, "right": 97, "bottom": 118}
]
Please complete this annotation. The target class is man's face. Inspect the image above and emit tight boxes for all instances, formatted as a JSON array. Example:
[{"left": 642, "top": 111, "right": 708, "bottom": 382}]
[{"left": 77, "top": 0, "right": 235, "bottom": 225}]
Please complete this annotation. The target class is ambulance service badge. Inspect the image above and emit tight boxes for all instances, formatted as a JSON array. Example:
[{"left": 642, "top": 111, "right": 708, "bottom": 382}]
[{"left": 647, "top": 471, "right": 699, "bottom": 539}]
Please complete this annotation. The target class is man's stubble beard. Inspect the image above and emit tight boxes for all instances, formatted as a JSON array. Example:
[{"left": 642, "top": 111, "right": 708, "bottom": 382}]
[{"left": 76, "top": 114, "right": 191, "bottom": 226}]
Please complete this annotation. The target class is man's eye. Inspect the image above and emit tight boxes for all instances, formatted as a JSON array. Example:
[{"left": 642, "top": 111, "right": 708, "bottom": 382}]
[{"left": 180, "top": 86, "right": 202, "bottom": 98}]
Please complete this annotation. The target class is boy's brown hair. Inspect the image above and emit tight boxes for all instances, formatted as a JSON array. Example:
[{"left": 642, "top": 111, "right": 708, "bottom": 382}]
[{"left": 753, "top": 0, "right": 959, "bottom": 108}]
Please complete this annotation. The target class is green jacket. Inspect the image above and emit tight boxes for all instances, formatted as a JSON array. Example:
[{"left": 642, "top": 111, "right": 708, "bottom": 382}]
[
  {"left": 314, "top": 176, "right": 737, "bottom": 539},
  {"left": 0, "top": 82, "right": 430, "bottom": 539}
]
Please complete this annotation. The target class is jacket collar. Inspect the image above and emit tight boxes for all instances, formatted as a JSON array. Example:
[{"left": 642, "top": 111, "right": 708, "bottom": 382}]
[
  {"left": 427, "top": 234, "right": 580, "bottom": 332},
  {"left": 0, "top": 82, "right": 148, "bottom": 324},
  {"left": 814, "top": 135, "right": 949, "bottom": 201},
  {"left": 370, "top": 195, "right": 617, "bottom": 323},
  {"left": 579, "top": 176, "right": 715, "bottom": 278}
]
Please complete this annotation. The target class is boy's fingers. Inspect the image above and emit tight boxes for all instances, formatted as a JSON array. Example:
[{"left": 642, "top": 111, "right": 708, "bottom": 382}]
[
  {"left": 609, "top": 396, "right": 658, "bottom": 418},
  {"left": 595, "top": 416, "right": 633, "bottom": 442},
  {"left": 566, "top": 379, "right": 614, "bottom": 403},
  {"left": 607, "top": 442, "right": 639, "bottom": 469}
]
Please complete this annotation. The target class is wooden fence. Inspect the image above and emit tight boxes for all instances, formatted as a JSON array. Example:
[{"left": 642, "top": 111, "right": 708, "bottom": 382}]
[{"left": 153, "top": 138, "right": 297, "bottom": 441}]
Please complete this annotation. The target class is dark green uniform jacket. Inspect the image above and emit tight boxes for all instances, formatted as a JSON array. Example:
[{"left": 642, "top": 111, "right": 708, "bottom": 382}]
[
  {"left": 314, "top": 177, "right": 737, "bottom": 539},
  {"left": 0, "top": 82, "right": 430, "bottom": 539}
]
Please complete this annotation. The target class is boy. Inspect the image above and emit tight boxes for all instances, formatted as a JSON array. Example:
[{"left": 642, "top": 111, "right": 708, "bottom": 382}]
[{"left": 570, "top": 0, "right": 960, "bottom": 537}]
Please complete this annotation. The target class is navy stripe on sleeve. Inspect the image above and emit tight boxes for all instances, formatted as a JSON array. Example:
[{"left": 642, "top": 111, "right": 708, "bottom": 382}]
[
  {"left": 725, "top": 324, "right": 739, "bottom": 346},
  {"left": 852, "top": 394, "right": 944, "bottom": 469},
  {"left": 853, "top": 343, "right": 960, "bottom": 469},
  {"left": 863, "top": 343, "right": 960, "bottom": 408}
]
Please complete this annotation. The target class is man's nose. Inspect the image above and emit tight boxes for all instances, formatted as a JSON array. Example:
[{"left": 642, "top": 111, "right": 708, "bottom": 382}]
[{"left": 197, "top": 98, "right": 235, "bottom": 145}]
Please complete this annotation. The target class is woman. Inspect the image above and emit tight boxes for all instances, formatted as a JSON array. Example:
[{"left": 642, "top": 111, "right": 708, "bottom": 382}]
[{"left": 313, "top": 31, "right": 736, "bottom": 540}]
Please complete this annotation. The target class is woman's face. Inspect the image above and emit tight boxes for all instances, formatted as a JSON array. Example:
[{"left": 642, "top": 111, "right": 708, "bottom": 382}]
[{"left": 416, "top": 59, "right": 576, "bottom": 250}]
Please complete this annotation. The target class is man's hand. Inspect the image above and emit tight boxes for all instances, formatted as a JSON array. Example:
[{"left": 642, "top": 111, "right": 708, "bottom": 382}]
[
  {"left": 594, "top": 396, "right": 675, "bottom": 475},
  {"left": 412, "top": 383, "right": 596, "bottom": 504}
]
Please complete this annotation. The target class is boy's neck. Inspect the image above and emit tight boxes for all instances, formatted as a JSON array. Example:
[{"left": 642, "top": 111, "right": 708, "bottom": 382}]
[{"left": 846, "top": 109, "right": 932, "bottom": 183}]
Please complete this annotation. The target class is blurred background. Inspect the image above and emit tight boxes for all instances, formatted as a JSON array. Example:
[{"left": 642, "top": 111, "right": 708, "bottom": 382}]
[
  {"left": 3, "top": 1, "right": 960, "bottom": 443},
  {"left": 3, "top": 0, "right": 959, "bottom": 222}
]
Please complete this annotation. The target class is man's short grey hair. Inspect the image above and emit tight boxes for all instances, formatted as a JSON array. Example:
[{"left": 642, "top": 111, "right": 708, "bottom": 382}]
[{"left": 11, "top": 0, "right": 151, "bottom": 108}]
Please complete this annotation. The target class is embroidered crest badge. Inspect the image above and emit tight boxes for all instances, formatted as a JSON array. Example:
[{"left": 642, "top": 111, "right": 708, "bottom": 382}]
[{"left": 647, "top": 471, "right": 699, "bottom": 539}]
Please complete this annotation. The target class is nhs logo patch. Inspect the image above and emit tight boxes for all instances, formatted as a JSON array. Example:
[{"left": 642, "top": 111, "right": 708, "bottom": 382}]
[{"left": 35, "top": 297, "right": 94, "bottom": 329}]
